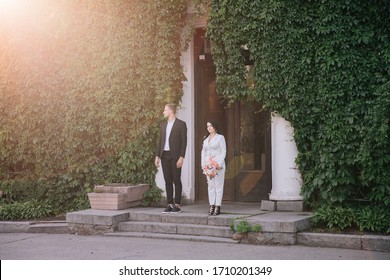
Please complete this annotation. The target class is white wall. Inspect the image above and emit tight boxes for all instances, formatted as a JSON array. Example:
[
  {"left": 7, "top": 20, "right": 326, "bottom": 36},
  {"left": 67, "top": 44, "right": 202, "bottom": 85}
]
[{"left": 269, "top": 114, "right": 303, "bottom": 201}]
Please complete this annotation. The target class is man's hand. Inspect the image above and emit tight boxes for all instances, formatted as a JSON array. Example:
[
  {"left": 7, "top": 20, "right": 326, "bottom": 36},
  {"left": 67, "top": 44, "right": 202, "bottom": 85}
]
[
  {"left": 155, "top": 156, "right": 160, "bottom": 168},
  {"left": 176, "top": 157, "right": 184, "bottom": 168}
]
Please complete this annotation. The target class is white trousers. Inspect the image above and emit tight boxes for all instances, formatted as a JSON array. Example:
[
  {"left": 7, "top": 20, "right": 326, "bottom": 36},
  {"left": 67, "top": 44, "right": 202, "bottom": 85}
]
[{"left": 208, "top": 169, "right": 225, "bottom": 206}]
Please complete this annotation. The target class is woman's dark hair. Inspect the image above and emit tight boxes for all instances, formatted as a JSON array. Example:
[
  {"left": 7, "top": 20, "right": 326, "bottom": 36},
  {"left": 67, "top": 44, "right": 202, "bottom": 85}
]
[
  {"left": 207, "top": 120, "right": 219, "bottom": 132},
  {"left": 203, "top": 119, "right": 221, "bottom": 140}
]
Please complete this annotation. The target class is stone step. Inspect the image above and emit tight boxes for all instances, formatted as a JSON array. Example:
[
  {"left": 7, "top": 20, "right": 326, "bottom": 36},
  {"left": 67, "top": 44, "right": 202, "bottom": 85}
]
[
  {"left": 28, "top": 223, "right": 68, "bottom": 234},
  {"left": 129, "top": 210, "right": 243, "bottom": 227},
  {"left": 118, "top": 221, "right": 233, "bottom": 238},
  {"left": 106, "top": 232, "right": 239, "bottom": 244},
  {"left": 130, "top": 211, "right": 208, "bottom": 225},
  {"left": 178, "top": 223, "right": 233, "bottom": 238},
  {"left": 240, "top": 212, "right": 312, "bottom": 233}
]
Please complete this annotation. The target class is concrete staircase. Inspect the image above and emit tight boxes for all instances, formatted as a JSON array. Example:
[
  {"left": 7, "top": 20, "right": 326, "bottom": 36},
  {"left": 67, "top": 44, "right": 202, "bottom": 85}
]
[
  {"left": 107, "top": 210, "right": 238, "bottom": 243},
  {"left": 66, "top": 203, "right": 313, "bottom": 245}
]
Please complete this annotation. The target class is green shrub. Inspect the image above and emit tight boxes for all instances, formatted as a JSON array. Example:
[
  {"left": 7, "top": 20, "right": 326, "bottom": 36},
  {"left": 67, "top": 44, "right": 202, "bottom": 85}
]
[
  {"left": 0, "top": 199, "right": 54, "bottom": 221},
  {"left": 0, "top": 179, "right": 46, "bottom": 204},
  {"left": 141, "top": 185, "right": 163, "bottom": 207},
  {"left": 355, "top": 206, "right": 390, "bottom": 234},
  {"left": 231, "top": 220, "right": 262, "bottom": 234},
  {"left": 311, "top": 205, "right": 355, "bottom": 230},
  {"left": 311, "top": 202, "right": 390, "bottom": 233},
  {"left": 250, "top": 224, "right": 262, "bottom": 233},
  {"left": 0, "top": 175, "right": 92, "bottom": 215}
]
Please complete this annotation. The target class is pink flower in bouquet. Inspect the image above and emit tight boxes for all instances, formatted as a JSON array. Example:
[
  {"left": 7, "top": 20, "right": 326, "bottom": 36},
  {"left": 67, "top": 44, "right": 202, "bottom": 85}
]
[
  {"left": 203, "top": 157, "right": 219, "bottom": 180},
  {"left": 208, "top": 157, "right": 219, "bottom": 169}
]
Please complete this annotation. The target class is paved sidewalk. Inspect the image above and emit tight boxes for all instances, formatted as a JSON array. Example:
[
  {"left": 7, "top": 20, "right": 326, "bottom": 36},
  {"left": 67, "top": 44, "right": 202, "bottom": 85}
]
[{"left": 0, "top": 233, "right": 389, "bottom": 260}]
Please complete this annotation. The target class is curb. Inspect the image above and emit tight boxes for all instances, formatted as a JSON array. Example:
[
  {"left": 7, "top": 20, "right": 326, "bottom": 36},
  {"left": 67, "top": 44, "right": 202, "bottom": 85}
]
[
  {"left": 0, "top": 221, "right": 389, "bottom": 252},
  {"left": 0, "top": 221, "right": 33, "bottom": 233},
  {"left": 297, "top": 232, "right": 390, "bottom": 252},
  {"left": 0, "top": 221, "right": 68, "bottom": 234}
]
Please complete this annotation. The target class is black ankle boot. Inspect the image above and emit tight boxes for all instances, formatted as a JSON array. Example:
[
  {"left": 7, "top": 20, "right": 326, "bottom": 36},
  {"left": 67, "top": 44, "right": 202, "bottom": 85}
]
[
  {"left": 208, "top": 205, "right": 215, "bottom": 215},
  {"left": 213, "top": 206, "right": 221, "bottom": 216}
]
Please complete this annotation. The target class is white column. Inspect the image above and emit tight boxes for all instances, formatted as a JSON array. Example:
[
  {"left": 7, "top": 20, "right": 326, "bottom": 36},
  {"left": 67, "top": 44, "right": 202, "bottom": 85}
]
[
  {"left": 177, "top": 38, "right": 195, "bottom": 203},
  {"left": 269, "top": 114, "right": 303, "bottom": 201}
]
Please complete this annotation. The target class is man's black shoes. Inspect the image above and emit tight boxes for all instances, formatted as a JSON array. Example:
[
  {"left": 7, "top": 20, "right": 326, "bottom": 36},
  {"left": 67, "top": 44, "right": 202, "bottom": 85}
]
[
  {"left": 163, "top": 204, "right": 173, "bottom": 214},
  {"left": 171, "top": 204, "right": 182, "bottom": 213}
]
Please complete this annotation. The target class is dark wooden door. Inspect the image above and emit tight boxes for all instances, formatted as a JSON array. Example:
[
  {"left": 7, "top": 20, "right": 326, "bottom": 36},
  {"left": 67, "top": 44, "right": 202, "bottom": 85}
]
[
  {"left": 194, "top": 28, "right": 271, "bottom": 202},
  {"left": 232, "top": 101, "right": 271, "bottom": 201},
  {"left": 194, "top": 28, "right": 232, "bottom": 202}
]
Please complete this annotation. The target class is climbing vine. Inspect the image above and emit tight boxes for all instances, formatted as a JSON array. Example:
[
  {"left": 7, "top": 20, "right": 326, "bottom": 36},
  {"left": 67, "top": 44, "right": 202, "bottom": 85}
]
[
  {"left": 0, "top": 0, "right": 194, "bottom": 213},
  {"left": 207, "top": 0, "right": 390, "bottom": 223}
]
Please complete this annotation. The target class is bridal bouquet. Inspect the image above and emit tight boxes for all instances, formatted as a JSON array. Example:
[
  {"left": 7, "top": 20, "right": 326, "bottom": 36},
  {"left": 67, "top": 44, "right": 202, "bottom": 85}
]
[{"left": 202, "top": 157, "right": 220, "bottom": 181}]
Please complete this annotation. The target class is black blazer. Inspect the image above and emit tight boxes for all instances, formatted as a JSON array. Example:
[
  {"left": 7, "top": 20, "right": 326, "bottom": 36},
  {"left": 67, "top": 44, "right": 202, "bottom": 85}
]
[{"left": 156, "top": 118, "right": 187, "bottom": 161}]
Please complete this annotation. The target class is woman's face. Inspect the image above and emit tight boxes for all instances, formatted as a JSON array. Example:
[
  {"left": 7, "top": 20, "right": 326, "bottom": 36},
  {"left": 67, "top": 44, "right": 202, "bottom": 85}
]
[{"left": 207, "top": 122, "right": 216, "bottom": 134}]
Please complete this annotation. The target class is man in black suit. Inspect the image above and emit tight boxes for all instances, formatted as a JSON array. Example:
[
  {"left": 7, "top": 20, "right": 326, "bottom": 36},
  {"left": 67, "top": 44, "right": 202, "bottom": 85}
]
[{"left": 155, "top": 104, "right": 187, "bottom": 213}]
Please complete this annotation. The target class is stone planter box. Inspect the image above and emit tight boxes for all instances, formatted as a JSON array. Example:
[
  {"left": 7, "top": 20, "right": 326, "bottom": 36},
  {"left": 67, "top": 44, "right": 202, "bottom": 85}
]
[{"left": 88, "top": 183, "right": 149, "bottom": 210}]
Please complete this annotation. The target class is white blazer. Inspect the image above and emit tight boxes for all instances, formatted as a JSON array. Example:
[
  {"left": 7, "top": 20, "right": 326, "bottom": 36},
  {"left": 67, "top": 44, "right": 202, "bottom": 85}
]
[{"left": 201, "top": 134, "right": 226, "bottom": 169}]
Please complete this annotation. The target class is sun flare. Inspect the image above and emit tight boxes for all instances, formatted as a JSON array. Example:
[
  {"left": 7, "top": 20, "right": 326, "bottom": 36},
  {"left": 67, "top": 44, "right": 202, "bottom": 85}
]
[
  {"left": 0, "top": 0, "right": 18, "bottom": 9},
  {"left": 0, "top": 0, "right": 26, "bottom": 19}
]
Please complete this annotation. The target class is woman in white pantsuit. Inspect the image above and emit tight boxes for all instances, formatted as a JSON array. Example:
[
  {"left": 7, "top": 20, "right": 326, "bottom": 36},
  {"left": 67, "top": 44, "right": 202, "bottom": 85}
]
[{"left": 201, "top": 121, "right": 226, "bottom": 215}]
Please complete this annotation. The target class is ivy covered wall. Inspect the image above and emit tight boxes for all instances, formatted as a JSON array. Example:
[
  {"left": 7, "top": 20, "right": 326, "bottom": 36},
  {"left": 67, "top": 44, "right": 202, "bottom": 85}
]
[
  {"left": 0, "top": 0, "right": 191, "bottom": 213},
  {"left": 1, "top": 0, "right": 389, "bottom": 231},
  {"left": 207, "top": 0, "right": 390, "bottom": 230}
]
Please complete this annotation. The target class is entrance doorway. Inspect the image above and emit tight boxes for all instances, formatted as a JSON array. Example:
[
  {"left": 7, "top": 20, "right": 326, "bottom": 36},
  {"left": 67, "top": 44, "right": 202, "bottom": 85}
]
[{"left": 194, "top": 28, "right": 272, "bottom": 203}]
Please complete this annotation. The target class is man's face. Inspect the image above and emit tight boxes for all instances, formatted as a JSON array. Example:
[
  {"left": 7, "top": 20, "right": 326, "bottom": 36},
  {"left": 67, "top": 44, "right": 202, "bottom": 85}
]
[{"left": 163, "top": 106, "right": 172, "bottom": 118}]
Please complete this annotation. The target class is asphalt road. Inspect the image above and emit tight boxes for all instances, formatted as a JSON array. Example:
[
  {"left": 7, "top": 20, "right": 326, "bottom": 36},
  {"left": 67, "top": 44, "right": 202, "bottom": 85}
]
[{"left": 1, "top": 233, "right": 389, "bottom": 260}]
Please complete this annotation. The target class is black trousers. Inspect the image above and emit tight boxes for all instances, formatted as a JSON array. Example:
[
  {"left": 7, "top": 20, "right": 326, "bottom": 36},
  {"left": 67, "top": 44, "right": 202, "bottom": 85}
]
[{"left": 161, "top": 151, "right": 182, "bottom": 205}]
